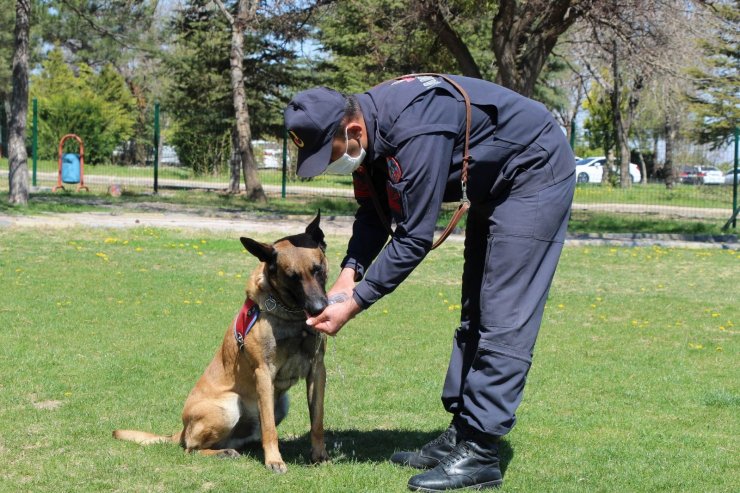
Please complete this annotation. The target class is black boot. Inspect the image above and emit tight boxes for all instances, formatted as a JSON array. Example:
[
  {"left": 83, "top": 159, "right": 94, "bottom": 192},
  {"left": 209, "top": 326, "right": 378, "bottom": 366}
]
[
  {"left": 406, "top": 435, "right": 502, "bottom": 491},
  {"left": 390, "top": 422, "right": 458, "bottom": 469}
]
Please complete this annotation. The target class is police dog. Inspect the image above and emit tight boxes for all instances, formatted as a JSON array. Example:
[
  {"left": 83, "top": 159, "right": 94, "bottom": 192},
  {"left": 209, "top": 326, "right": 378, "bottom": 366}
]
[{"left": 113, "top": 213, "right": 330, "bottom": 473}]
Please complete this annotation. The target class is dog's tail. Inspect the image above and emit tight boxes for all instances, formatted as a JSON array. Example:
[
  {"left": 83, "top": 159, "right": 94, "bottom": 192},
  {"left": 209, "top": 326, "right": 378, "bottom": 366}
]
[{"left": 112, "top": 429, "right": 182, "bottom": 446}]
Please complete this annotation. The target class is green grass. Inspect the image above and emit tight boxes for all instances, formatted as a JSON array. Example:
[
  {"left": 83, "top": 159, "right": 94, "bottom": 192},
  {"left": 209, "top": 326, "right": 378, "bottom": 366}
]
[
  {"left": 0, "top": 226, "right": 737, "bottom": 492},
  {"left": 574, "top": 182, "right": 734, "bottom": 210},
  {"left": 6, "top": 157, "right": 354, "bottom": 189}
]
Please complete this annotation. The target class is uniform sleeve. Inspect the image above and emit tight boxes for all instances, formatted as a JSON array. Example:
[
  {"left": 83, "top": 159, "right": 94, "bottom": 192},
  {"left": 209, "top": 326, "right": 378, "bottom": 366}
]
[
  {"left": 352, "top": 93, "right": 458, "bottom": 308},
  {"left": 340, "top": 164, "right": 391, "bottom": 281}
]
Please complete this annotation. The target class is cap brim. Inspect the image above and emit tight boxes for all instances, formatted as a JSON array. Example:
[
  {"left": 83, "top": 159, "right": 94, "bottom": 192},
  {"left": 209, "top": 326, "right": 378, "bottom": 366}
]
[{"left": 296, "top": 135, "right": 334, "bottom": 178}]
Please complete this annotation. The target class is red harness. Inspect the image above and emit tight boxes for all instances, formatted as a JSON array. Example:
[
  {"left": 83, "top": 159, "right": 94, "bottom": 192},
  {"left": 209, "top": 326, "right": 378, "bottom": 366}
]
[{"left": 233, "top": 298, "right": 260, "bottom": 350}]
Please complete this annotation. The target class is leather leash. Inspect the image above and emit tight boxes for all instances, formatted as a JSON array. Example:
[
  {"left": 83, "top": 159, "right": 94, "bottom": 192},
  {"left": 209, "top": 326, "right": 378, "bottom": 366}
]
[{"left": 361, "top": 73, "right": 471, "bottom": 250}]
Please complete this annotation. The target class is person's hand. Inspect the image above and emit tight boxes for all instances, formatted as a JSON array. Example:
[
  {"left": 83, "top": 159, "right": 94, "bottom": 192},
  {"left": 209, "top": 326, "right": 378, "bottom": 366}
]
[{"left": 307, "top": 293, "right": 362, "bottom": 336}]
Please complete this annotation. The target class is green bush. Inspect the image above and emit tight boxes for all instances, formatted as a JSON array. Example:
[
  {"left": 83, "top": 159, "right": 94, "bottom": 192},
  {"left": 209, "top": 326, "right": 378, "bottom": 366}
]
[{"left": 29, "top": 48, "right": 136, "bottom": 164}]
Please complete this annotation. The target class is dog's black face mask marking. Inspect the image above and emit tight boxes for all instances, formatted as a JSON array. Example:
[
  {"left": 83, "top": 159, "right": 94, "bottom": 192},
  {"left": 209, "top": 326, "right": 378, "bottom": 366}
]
[{"left": 240, "top": 212, "right": 328, "bottom": 317}]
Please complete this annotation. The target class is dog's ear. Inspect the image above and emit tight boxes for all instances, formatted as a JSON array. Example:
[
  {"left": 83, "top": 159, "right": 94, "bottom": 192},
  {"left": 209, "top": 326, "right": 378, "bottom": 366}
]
[
  {"left": 240, "top": 237, "right": 276, "bottom": 264},
  {"left": 305, "top": 210, "right": 326, "bottom": 251}
]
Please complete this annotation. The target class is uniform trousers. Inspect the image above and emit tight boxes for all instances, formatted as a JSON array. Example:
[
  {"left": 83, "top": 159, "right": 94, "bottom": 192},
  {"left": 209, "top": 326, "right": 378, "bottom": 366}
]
[{"left": 441, "top": 172, "right": 575, "bottom": 437}]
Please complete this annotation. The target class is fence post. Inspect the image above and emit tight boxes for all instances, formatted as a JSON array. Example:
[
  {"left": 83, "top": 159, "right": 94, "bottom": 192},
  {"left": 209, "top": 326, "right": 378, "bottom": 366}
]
[
  {"left": 723, "top": 125, "right": 739, "bottom": 230},
  {"left": 570, "top": 119, "right": 576, "bottom": 150},
  {"left": 282, "top": 126, "right": 287, "bottom": 199},
  {"left": 32, "top": 98, "right": 38, "bottom": 187},
  {"left": 153, "top": 102, "right": 160, "bottom": 194},
  {"left": 732, "top": 126, "right": 738, "bottom": 229}
]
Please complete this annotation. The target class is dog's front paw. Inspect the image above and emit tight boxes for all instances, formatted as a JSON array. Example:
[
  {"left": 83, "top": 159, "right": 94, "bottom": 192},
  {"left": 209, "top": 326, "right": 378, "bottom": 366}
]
[
  {"left": 265, "top": 459, "right": 288, "bottom": 474},
  {"left": 311, "top": 447, "right": 330, "bottom": 464}
]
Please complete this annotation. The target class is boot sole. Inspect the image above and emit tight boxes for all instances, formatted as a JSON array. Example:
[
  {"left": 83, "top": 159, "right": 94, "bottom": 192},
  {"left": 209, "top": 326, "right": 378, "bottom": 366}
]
[{"left": 408, "top": 479, "right": 503, "bottom": 492}]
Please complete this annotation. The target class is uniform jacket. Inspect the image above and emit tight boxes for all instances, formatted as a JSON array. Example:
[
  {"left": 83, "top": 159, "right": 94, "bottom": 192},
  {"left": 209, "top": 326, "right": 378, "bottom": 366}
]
[{"left": 343, "top": 75, "right": 575, "bottom": 309}]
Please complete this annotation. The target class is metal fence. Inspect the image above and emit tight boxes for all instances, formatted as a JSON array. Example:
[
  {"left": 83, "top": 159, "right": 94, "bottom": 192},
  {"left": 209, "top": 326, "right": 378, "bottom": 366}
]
[{"left": 1, "top": 100, "right": 737, "bottom": 229}]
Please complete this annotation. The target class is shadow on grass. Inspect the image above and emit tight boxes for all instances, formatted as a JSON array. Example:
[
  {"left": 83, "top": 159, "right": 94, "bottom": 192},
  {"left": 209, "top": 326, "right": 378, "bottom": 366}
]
[{"left": 252, "top": 428, "right": 514, "bottom": 476}]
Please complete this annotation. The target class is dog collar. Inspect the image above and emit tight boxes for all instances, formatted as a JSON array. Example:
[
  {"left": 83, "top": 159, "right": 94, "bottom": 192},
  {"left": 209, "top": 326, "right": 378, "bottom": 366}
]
[
  {"left": 263, "top": 294, "right": 303, "bottom": 314},
  {"left": 233, "top": 298, "right": 260, "bottom": 350}
]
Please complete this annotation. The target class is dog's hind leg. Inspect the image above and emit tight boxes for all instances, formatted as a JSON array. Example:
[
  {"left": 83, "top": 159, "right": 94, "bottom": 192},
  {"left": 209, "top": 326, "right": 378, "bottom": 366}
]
[{"left": 181, "top": 394, "right": 243, "bottom": 458}]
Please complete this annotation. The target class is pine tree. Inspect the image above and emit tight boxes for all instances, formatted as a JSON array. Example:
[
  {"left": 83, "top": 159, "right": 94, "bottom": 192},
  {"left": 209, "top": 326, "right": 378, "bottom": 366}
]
[{"left": 687, "top": 1, "right": 739, "bottom": 148}]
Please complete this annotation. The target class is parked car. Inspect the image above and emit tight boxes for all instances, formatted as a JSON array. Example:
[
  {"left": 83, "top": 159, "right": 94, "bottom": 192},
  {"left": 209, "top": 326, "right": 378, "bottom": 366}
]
[
  {"left": 679, "top": 165, "right": 700, "bottom": 184},
  {"left": 680, "top": 165, "right": 724, "bottom": 185},
  {"left": 575, "top": 156, "right": 641, "bottom": 184},
  {"left": 725, "top": 169, "right": 740, "bottom": 185}
]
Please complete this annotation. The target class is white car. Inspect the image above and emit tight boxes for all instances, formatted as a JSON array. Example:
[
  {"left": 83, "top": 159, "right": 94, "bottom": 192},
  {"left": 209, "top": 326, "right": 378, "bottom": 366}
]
[
  {"left": 575, "top": 156, "right": 641, "bottom": 184},
  {"left": 725, "top": 169, "right": 740, "bottom": 185},
  {"left": 695, "top": 166, "right": 725, "bottom": 185}
]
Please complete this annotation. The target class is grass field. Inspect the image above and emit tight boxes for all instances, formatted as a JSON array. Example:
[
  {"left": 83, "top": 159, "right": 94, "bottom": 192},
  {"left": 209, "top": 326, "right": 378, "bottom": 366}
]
[{"left": 0, "top": 224, "right": 737, "bottom": 492}]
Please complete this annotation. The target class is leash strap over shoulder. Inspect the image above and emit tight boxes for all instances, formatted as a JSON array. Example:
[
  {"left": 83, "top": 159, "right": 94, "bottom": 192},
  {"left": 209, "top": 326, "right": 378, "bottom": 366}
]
[{"left": 363, "top": 73, "right": 472, "bottom": 250}]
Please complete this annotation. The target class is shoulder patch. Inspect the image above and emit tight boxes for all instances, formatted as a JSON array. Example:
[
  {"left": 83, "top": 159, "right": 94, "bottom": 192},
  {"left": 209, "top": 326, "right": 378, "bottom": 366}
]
[{"left": 386, "top": 157, "right": 402, "bottom": 183}]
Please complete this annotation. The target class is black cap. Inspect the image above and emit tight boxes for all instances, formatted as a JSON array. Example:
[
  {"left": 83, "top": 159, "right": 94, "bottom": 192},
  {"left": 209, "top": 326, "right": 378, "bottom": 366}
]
[{"left": 284, "top": 87, "right": 346, "bottom": 178}]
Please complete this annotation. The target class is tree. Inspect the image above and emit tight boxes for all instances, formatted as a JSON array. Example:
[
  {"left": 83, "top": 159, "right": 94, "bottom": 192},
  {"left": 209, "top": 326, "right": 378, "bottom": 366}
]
[
  {"left": 167, "top": 3, "right": 234, "bottom": 177},
  {"left": 29, "top": 48, "right": 136, "bottom": 163},
  {"left": 489, "top": 0, "right": 593, "bottom": 97},
  {"left": 0, "top": 0, "right": 14, "bottom": 99},
  {"left": 8, "top": 0, "right": 31, "bottom": 205},
  {"left": 687, "top": 0, "right": 739, "bottom": 149},
  {"left": 571, "top": 0, "right": 706, "bottom": 187},
  {"left": 38, "top": 0, "right": 168, "bottom": 166},
  {"left": 212, "top": 0, "right": 265, "bottom": 200}
]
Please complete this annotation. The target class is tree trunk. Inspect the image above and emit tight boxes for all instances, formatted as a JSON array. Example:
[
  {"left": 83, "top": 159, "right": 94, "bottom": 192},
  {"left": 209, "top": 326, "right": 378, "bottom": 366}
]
[
  {"left": 8, "top": 0, "right": 30, "bottom": 206},
  {"left": 229, "top": 126, "right": 241, "bottom": 194},
  {"left": 664, "top": 116, "right": 677, "bottom": 190},
  {"left": 419, "top": 0, "right": 482, "bottom": 78},
  {"left": 492, "top": 0, "right": 584, "bottom": 96},
  {"left": 229, "top": 0, "right": 266, "bottom": 202}
]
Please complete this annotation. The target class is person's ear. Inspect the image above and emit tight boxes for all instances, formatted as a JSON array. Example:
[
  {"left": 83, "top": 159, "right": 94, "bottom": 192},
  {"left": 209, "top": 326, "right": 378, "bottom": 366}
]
[{"left": 346, "top": 122, "right": 363, "bottom": 142}]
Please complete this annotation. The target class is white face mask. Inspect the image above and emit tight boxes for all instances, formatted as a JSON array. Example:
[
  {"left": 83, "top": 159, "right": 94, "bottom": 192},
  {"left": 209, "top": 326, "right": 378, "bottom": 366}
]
[{"left": 325, "top": 128, "right": 366, "bottom": 175}]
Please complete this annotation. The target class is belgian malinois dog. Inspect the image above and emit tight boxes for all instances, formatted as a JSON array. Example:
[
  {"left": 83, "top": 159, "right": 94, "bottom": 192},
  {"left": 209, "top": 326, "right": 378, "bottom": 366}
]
[{"left": 114, "top": 213, "right": 330, "bottom": 473}]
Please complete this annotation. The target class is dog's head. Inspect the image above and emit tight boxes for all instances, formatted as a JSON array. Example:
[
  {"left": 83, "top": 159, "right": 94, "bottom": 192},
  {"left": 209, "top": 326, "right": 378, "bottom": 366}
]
[{"left": 240, "top": 212, "right": 328, "bottom": 317}]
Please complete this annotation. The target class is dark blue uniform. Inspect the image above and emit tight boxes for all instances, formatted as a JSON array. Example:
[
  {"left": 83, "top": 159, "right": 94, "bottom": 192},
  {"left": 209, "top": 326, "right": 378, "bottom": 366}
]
[{"left": 342, "top": 75, "right": 575, "bottom": 438}]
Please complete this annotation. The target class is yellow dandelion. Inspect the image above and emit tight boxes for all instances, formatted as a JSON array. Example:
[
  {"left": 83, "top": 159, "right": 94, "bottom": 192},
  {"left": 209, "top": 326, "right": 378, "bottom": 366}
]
[
  {"left": 135, "top": 247, "right": 143, "bottom": 252},
  {"left": 711, "top": 313, "right": 719, "bottom": 318},
  {"left": 104, "top": 238, "right": 117, "bottom": 244},
  {"left": 218, "top": 271, "right": 225, "bottom": 276},
  {"left": 183, "top": 300, "right": 191, "bottom": 304}
]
